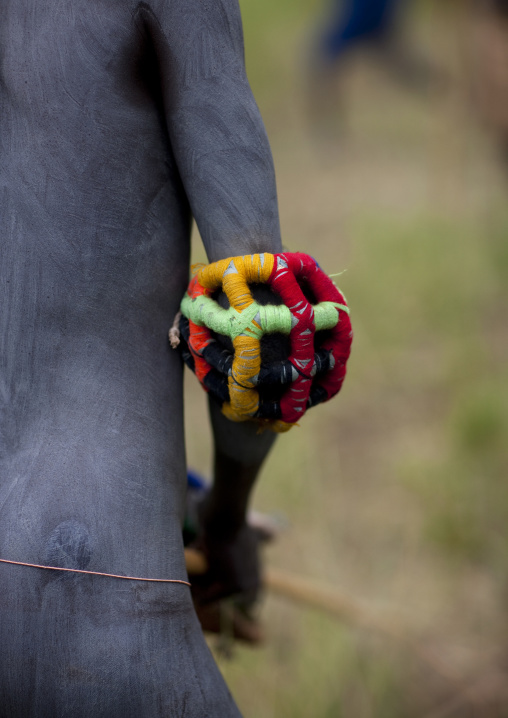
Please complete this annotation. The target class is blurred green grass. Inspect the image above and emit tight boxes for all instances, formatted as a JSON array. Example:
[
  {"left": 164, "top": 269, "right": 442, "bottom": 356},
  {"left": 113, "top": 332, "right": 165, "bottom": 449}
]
[{"left": 185, "top": 1, "right": 508, "bottom": 715}]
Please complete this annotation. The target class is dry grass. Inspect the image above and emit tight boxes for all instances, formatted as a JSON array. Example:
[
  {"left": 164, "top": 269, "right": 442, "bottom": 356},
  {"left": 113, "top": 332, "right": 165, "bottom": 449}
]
[{"left": 184, "top": 2, "right": 508, "bottom": 716}]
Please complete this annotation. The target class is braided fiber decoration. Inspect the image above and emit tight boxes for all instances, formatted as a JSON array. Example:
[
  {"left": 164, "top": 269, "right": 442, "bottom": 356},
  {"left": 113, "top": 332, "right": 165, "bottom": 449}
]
[{"left": 177, "top": 252, "right": 352, "bottom": 432}]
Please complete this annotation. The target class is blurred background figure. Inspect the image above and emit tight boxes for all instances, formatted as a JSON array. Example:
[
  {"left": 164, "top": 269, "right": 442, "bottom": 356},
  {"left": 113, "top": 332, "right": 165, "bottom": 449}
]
[
  {"left": 319, "top": 0, "right": 400, "bottom": 63},
  {"left": 308, "top": 0, "right": 438, "bottom": 140},
  {"left": 471, "top": 0, "right": 508, "bottom": 170}
]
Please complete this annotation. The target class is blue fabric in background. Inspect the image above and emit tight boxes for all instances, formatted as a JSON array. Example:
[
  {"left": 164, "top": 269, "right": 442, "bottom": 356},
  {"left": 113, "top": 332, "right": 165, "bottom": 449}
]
[
  {"left": 322, "top": 0, "right": 400, "bottom": 59},
  {"left": 186, "top": 468, "right": 208, "bottom": 492}
]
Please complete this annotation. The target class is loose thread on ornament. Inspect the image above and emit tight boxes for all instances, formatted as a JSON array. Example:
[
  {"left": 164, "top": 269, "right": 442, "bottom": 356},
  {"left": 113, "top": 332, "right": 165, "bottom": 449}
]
[
  {"left": 169, "top": 311, "right": 182, "bottom": 348},
  {"left": 190, "top": 262, "right": 207, "bottom": 275}
]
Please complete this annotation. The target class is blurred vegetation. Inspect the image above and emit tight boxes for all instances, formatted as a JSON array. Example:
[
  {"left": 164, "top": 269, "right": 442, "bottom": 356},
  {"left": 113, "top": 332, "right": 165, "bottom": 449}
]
[{"left": 185, "top": 0, "right": 508, "bottom": 715}]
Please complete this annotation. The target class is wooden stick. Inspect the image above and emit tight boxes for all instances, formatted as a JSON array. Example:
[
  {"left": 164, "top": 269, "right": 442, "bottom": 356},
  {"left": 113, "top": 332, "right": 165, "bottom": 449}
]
[
  {"left": 184, "top": 547, "right": 401, "bottom": 632},
  {"left": 184, "top": 547, "right": 465, "bottom": 684},
  {"left": 185, "top": 548, "right": 208, "bottom": 575},
  {"left": 185, "top": 549, "right": 508, "bottom": 713}
]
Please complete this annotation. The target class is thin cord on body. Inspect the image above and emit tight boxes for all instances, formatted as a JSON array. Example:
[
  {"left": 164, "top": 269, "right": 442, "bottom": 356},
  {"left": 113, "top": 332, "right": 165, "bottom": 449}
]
[{"left": 0, "top": 558, "right": 191, "bottom": 585}]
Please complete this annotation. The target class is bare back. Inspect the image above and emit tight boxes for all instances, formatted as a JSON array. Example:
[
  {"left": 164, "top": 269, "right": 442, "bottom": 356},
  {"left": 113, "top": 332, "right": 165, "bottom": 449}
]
[{"left": 0, "top": 0, "right": 280, "bottom": 715}]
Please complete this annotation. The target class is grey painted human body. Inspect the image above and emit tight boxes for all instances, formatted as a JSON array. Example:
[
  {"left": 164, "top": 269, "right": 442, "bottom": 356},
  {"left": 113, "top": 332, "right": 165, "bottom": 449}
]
[{"left": 0, "top": 0, "right": 280, "bottom": 715}]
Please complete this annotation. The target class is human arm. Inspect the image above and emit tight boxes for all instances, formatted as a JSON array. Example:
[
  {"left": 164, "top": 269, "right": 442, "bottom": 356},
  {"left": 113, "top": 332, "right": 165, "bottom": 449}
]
[
  {"left": 140, "top": 0, "right": 282, "bottom": 260},
  {"left": 141, "top": 0, "right": 281, "bottom": 593},
  {"left": 190, "top": 400, "right": 276, "bottom": 602}
]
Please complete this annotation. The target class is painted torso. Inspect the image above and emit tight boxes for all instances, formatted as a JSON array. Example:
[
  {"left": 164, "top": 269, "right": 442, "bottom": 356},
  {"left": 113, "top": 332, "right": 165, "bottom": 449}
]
[{"left": 0, "top": 1, "right": 280, "bottom": 714}]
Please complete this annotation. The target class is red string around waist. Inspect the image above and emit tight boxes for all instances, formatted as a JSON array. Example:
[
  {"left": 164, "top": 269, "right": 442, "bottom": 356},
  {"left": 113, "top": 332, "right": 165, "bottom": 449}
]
[{"left": 0, "top": 558, "right": 190, "bottom": 586}]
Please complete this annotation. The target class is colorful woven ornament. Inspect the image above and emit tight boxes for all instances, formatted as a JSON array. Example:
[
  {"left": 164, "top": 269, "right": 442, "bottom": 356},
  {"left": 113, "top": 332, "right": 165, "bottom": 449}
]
[{"left": 171, "top": 252, "right": 352, "bottom": 433}]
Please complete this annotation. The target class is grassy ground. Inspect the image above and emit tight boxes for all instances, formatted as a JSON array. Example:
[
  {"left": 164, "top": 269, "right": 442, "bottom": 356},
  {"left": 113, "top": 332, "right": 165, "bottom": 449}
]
[{"left": 184, "top": 2, "right": 508, "bottom": 716}]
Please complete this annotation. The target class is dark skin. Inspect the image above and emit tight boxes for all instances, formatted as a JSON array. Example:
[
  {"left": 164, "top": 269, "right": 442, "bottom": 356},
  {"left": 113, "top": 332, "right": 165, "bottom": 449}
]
[
  {"left": 493, "top": 0, "right": 508, "bottom": 18},
  {"left": 0, "top": 0, "right": 280, "bottom": 715},
  {"left": 194, "top": 400, "right": 277, "bottom": 605}
]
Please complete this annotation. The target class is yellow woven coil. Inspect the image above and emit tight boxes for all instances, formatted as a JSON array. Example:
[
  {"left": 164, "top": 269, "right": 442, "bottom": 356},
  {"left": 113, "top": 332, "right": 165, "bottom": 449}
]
[{"left": 198, "top": 254, "right": 280, "bottom": 424}]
